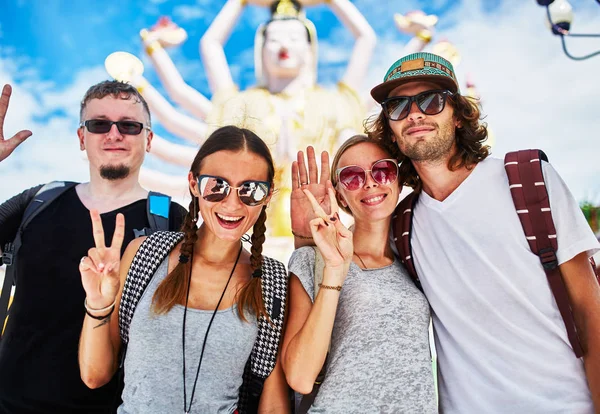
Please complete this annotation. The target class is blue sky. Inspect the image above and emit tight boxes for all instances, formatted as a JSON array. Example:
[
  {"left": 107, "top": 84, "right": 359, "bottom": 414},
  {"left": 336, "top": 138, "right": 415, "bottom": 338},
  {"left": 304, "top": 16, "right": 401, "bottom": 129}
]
[{"left": 1, "top": 0, "right": 600, "bottom": 204}]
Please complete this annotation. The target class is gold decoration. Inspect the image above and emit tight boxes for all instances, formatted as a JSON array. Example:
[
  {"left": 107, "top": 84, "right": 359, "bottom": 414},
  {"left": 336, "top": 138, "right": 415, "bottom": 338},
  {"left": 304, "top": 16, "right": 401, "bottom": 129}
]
[
  {"left": 415, "top": 29, "right": 433, "bottom": 43},
  {"left": 273, "top": 0, "right": 299, "bottom": 19}
]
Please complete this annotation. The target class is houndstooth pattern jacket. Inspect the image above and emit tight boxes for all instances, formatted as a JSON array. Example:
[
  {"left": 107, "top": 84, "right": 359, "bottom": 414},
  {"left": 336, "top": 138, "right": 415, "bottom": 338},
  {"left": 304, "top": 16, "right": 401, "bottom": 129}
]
[{"left": 118, "top": 231, "right": 288, "bottom": 414}]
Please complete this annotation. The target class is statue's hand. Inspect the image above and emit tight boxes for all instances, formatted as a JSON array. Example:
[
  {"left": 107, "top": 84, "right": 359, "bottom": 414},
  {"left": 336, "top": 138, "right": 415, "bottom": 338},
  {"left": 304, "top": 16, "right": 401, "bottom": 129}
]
[
  {"left": 394, "top": 11, "right": 438, "bottom": 35},
  {"left": 0, "top": 85, "right": 32, "bottom": 163},
  {"left": 141, "top": 16, "right": 187, "bottom": 48},
  {"left": 290, "top": 147, "right": 331, "bottom": 239}
]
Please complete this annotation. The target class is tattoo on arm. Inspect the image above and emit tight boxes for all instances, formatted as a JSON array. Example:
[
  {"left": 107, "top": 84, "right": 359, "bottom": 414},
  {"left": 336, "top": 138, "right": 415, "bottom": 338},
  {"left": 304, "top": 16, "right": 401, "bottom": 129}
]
[{"left": 93, "top": 315, "right": 111, "bottom": 329}]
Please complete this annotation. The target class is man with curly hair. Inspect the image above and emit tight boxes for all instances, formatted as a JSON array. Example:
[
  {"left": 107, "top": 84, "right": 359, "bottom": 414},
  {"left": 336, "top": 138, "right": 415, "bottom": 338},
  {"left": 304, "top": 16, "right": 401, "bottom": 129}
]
[{"left": 368, "top": 52, "right": 600, "bottom": 413}]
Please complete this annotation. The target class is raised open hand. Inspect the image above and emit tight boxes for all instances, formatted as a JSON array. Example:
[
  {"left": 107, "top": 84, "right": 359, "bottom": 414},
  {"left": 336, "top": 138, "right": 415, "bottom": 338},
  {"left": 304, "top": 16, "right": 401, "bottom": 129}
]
[
  {"left": 303, "top": 183, "right": 353, "bottom": 270},
  {"left": 0, "top": 85, "right": 32, "bottom": 163},
  {"left": 290, "top": 146, "right": 331, "bottom": 239},
  {"left": 79, "top": 210, "right": 125, "bottom": 309}
]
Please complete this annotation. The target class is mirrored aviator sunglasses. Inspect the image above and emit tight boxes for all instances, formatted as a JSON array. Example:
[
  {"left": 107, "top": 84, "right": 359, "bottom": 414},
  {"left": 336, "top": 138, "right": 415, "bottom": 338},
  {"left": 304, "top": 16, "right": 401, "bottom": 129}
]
[
  {"left": 197, "top": 175, "right": 270, "bottom": 207},
  {"left": 382, "top": 89, "right": 452, "bottom": 121},
  {"left": 81, "top": 119, "right": 147, "bottom": 135},
  {"left": 336, "top": 159, "right": 399, "bottom": 191}
]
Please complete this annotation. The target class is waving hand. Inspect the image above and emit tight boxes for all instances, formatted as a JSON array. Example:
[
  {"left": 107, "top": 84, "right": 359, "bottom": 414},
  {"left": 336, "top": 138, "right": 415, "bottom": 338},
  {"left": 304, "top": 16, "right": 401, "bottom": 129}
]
[
  {"left": 290, "top": 146, "right": 331, "bottom": 239},
  {"left": 0, "top": 85, "right": 32, "bottom": 162}
]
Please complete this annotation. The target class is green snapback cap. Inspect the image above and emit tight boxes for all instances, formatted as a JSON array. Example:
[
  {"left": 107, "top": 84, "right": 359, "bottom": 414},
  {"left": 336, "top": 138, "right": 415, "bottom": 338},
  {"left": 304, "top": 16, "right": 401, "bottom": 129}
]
[{"left": 371, "top": 52, "right": 460, "bottom": 103}]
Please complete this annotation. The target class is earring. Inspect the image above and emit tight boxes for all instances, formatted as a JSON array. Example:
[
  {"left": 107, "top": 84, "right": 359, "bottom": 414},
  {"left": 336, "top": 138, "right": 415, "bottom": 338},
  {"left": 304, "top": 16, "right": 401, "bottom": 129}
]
[{"left": 191, "top": 197, "right": 199, "bottom": 223}]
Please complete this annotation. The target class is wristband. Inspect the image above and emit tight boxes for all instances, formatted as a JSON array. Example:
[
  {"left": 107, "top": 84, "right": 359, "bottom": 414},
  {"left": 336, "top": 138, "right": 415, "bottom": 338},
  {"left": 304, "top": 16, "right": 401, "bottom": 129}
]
[{"left": 84, "top": 298, "right": 116, "bottom": 320}]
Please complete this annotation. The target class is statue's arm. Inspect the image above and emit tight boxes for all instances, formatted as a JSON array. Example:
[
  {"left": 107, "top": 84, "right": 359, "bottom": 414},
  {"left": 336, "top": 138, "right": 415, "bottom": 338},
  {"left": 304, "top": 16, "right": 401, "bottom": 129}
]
[
  {"left": 138, "top": 80, "right": 207, "bottom": 145},
  {"left": 200, "top": 0, "right": 245, "bottom": 94},
  {"left": 330, "top": 0, "right": 377, "bottom": 92},
  {"left": 142, "top": 34, "right": 213, "bottom": 119},
  {"left": 149, "top": 134, "right": 197, "bottom": 167}
]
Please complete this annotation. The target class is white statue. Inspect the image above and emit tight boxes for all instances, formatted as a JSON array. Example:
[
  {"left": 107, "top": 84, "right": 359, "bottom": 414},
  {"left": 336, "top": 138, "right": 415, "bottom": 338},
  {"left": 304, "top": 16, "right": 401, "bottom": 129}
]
[{"left": 107, "top": 0, "right": 377, "bottom": 239}]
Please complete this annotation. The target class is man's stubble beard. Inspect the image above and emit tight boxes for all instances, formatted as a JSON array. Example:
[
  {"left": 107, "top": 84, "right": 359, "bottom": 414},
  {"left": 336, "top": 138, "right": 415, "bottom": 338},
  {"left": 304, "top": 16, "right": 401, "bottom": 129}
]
[
  {"left": 396, "top": 121, "right": 456, "bottom": 164},
  {"left": 100, "top": 164, "right": 130, "bottom": 181}
]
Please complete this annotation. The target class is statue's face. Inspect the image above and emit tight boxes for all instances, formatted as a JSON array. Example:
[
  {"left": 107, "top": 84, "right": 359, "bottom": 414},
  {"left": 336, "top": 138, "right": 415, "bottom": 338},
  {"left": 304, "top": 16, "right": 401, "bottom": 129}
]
[{"left": 262, "top": 19, "right": 311, "bottom": 79}]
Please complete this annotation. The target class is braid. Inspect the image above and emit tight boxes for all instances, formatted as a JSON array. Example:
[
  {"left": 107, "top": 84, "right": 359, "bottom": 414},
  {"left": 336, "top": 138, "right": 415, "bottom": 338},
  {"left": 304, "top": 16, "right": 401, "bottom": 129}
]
[
  {"left": 151, "top": 197, "right": 198, "bottom": 314},
  {"left": 250, "top": 206, "right": 267, "bottom": 271},
  {"left": 237, "top": 206, "right": 268, "bottom": 322}
]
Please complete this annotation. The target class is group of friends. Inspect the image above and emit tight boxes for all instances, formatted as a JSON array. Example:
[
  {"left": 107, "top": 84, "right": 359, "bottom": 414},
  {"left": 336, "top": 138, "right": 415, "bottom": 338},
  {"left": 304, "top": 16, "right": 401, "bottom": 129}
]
[{"left": 0, "top": 51, "right": 599, "bottom": 414}]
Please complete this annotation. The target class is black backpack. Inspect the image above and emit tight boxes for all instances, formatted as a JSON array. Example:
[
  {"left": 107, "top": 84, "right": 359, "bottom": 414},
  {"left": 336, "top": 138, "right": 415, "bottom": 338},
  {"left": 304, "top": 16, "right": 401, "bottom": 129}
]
[
  {"left": 118, "top": 231, "right": 288, "bottom": 414},
  {"left": 393, "top": 149, "right": 598, "bottom": 358},
  {"left": 0, "top": 181, "right": 172, "bottom": 337}
]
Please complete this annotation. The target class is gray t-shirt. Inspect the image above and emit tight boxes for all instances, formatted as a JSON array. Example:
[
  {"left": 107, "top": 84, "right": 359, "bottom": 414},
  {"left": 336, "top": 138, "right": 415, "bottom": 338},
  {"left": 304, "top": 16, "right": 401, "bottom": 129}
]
[
  {"left": 289, "top": 247, "right": 437, "bottom": 414},
  {"left": 118, "top": 258, "right": 258, "bottom": 414}
]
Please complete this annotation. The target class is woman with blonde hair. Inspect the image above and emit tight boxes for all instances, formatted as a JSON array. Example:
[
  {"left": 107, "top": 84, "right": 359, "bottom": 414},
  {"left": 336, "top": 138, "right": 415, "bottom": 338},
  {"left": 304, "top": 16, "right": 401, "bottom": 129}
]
[{"left": 282, "top": 136, "right": 437, "bottom": 413}]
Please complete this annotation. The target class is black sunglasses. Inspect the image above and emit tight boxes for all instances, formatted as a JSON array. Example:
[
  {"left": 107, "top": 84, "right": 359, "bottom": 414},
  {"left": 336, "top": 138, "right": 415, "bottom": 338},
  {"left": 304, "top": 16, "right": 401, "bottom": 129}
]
[
  {"left": 381, "top": 90, "right": 453, "bottom": 121},
  {"left": 197, "top": 175, "right": 270, "bottom": 207},
  {"left": 80, "top": 119, "right": 150, "bottom": 135}
]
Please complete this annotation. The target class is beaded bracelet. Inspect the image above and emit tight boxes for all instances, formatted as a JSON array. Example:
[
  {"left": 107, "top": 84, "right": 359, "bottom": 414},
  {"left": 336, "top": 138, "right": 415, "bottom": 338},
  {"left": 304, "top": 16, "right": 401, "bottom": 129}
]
[{"left": 318, "top": 283, "right": 342, "bottom": 291}]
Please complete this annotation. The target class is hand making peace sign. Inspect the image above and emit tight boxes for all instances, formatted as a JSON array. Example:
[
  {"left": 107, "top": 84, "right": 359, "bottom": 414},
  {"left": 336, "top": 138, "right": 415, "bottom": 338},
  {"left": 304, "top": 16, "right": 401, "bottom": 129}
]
[
  {"left": 79, "top": 210, "right": 125, "bottom": 310},
  {"left": 0, "top": 85, "right": 33, "bottom": 162},
  {"left": 303, "top": 183, "right": 353, "bottom": 271}
]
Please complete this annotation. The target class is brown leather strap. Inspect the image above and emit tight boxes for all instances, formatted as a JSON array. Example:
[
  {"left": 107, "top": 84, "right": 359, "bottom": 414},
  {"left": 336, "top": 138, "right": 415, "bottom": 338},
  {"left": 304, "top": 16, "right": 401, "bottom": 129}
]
[
  {"left": 393, "top": 191, "right": 421, "bottom": 289},
  {"left": 505, "top": 150, "right": 583, "bottom": 357}
]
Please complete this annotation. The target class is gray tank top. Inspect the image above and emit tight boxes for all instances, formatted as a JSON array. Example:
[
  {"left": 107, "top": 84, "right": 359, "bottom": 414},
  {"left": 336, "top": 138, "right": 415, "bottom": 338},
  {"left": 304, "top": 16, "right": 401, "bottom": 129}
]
[
  {"left": 118, "top": 258, "right": 258, "bottom": 414},
  {"left": 289, "top": 247, "right": 437, "bottom": 414}
]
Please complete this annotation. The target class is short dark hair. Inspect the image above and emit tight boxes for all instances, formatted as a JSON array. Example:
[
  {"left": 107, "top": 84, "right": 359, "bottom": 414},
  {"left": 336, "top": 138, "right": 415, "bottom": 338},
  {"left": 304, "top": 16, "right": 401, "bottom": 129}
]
[
  {"left": 367, "top": 93, "right": 490, "bottom": 190},
  {"left": 79, "top": 80, "right": 151, "bottom": 126}
]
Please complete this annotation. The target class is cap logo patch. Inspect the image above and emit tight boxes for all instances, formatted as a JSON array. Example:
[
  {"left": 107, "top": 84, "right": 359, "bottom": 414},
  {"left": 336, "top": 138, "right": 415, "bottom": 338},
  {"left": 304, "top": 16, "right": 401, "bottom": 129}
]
[{"left": 401, "top": 58, "right": 425, "bottom": 73}]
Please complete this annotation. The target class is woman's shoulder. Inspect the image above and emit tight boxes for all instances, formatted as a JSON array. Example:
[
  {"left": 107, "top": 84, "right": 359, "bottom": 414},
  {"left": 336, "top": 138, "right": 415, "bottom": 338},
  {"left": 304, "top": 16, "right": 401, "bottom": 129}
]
[{"left": 288, "top": 246, "right": 317, "bottom": 274}]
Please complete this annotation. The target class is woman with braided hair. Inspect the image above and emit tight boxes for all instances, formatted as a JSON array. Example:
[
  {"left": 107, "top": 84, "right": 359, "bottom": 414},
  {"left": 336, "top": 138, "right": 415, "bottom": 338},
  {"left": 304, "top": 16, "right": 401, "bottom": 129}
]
[{"left": 77, "top": 125, "right": 290, "bottom": 413}]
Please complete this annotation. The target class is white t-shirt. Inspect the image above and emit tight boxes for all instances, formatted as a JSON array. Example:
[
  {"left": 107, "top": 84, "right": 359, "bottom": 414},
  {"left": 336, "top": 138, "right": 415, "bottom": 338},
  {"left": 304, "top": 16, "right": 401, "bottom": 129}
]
[{"left": 410, "top": 157, "right": 599, "bottom": 414}]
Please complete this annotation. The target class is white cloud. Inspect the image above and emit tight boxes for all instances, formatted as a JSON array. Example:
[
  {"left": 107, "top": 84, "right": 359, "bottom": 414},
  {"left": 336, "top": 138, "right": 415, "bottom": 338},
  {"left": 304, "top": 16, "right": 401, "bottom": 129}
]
[
  {"left": 41, "top": 66, "right": 108, "bottom": 119},
  {"left": 173, "top": 5, "right": 206, "bottom": 22}
]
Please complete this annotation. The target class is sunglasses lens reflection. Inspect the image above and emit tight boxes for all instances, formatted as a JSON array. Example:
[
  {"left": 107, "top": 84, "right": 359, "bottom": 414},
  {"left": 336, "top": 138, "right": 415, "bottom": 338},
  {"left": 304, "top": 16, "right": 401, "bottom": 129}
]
[
  {"left": 238, "top": 182, "right": 269, "bottom": 206},
  {"left": 199, "top": 176, "right": 229, "bottom": 202},
  {"left": 417, "top": 92, "right": 445, "bottom": 115},
  {"left": 385, "top": 98, "right": 410, "bottom": 121},
  {"left": 339, "top": 166, "right": 366, "bottom": 191},
  {"left": 372, "top": 160, "right": 398, "bottom": 185}
]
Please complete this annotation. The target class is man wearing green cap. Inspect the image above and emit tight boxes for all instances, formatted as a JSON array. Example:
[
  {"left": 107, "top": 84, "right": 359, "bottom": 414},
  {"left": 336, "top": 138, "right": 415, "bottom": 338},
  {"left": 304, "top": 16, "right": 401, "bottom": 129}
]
[{"left": 367, "top": 52, "right": 600, "bottom": 412}]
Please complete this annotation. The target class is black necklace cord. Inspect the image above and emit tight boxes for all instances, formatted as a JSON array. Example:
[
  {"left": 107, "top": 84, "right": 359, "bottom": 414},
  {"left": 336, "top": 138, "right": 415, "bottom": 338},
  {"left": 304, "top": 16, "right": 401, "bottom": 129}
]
[{"left": 182, "top": 242, "right": 243, "bottom": 414}]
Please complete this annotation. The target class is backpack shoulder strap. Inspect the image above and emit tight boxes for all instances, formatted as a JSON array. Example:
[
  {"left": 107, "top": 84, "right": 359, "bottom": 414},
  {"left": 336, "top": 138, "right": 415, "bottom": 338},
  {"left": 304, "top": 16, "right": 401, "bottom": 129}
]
[
  {"left": 504, "top": 149, "right": 583, "bottom": 357},
  {"left": 118, "top": 231, "right": 184, "bottom": 345},
  {"left": 147, "top": 191, "right": 171, "bottom": 232},
  {"left": 1, "top": 181, "right": 77, "bottom": 338},
  {"left": 238, "top": 256, "right": 288, "bottom": 414},
  {"left": 20, "top": 181, "right": 78, "bottom": 229},
  {"left": 393, "top": 191, "right": 421, "bottom": 289},
  {"left": 133, "top": 192, "right": 172, "bottom": 238}
]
